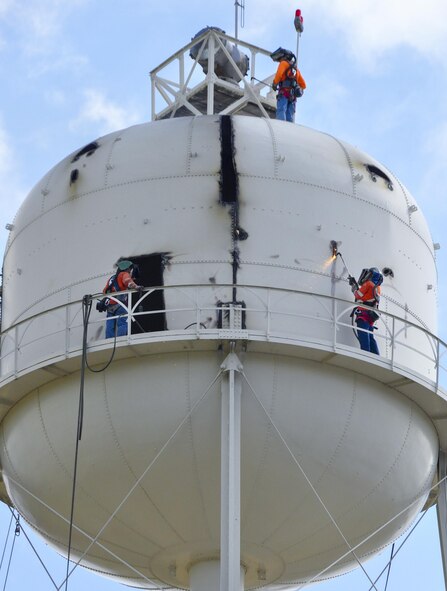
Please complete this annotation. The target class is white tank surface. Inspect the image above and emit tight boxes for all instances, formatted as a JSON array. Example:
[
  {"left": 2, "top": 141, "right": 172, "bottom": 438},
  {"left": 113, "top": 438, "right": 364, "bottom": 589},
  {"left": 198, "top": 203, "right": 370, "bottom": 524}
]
[
  {"left": 1, "top": 116, "right": 437, "bottom": 353},
  {"left": 0, "top": 115, "right": 442, "bottom": 588}
]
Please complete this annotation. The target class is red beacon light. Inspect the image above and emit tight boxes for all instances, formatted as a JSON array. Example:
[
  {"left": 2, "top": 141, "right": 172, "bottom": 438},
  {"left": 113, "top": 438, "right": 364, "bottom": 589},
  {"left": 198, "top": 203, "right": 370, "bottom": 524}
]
[{"left": 294, "top": 9, "right": 304, "bottom": 33}]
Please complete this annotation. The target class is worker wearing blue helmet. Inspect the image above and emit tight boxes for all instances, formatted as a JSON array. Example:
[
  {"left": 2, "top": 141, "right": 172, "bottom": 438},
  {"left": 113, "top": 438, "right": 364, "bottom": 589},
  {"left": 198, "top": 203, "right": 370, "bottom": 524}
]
[{"left": 349, "top": 267, "right": 383, "bottom": 355}]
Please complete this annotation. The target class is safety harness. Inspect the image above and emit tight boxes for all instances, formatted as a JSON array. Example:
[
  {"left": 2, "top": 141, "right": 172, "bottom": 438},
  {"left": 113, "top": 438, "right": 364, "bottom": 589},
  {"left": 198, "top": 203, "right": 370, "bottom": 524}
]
[
  {"left": 270, "top": 47, "right": 303, "bottom": 102},
  {"left": 278, "top": 62, "right": 303, "bottom": 101},
  {"left": 97, "top": 273, "right": 125, "bottom": 313},
  {"left": 353, "top": 280, "right": 381, "bottom": 323}
]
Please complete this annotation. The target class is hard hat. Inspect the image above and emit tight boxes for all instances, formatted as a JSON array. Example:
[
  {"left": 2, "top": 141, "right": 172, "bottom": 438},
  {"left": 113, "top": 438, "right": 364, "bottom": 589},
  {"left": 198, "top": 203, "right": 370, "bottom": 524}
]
[
  {"left": 270, "top": 47, "right": 295, "bottom": 63},
  {"left": 369, "top": 267, "right": 383, "bottom": 286},
  {"left": 117, "top": 259, "right": 134, "bottom": 271}
]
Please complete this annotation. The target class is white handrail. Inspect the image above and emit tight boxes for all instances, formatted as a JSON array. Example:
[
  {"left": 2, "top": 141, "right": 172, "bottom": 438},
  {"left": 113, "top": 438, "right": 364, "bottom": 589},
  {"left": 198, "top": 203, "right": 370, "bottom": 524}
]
[{"left": 1, "top": 284, "right": 445, "bottom": 392}]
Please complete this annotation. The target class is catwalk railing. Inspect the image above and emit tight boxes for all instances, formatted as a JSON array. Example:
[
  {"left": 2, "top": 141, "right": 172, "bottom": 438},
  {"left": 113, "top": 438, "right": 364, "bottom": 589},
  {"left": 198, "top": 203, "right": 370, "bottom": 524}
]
[{"left": 0, "top": 284, "right": 446, "bottom": 393}]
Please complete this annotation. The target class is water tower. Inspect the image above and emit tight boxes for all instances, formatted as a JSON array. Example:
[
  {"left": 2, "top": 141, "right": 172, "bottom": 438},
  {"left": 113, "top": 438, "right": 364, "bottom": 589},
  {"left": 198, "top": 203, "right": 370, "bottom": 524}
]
[{"left": 0, "top": 26, "right": 446, "bottom": 591}]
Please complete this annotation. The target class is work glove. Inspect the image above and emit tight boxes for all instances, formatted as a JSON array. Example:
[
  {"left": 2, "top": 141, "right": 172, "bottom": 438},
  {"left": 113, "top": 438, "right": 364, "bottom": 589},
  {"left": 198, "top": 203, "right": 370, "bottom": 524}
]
[
  {"left": 137, "top": 285, "right": 145, "bottom": 294},
  {"left": 272, "top": 83, "right": 278, "bottom": 91},
  {"left": 348, "top": 276, "right": 357, "bottom": 287}
]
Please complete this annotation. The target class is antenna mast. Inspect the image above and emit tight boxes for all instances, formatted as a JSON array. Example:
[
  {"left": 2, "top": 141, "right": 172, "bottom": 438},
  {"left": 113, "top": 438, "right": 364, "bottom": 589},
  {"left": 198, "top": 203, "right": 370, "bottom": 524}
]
[{"left": 234, "top": 0, "right": 245, "bottom": 40}]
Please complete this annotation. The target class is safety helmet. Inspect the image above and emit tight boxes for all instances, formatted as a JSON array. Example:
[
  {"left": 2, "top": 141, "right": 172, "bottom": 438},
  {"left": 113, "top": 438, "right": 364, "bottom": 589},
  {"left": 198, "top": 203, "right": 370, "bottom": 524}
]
[
  {"left": 270, "top": 47, "right": 296, "bottom": 64},
  {"left": 117, "top": 259, "right": 134, "bottom": 271},
  {"left": 369, "top": 267, "right": 383, "bottom": 286}
]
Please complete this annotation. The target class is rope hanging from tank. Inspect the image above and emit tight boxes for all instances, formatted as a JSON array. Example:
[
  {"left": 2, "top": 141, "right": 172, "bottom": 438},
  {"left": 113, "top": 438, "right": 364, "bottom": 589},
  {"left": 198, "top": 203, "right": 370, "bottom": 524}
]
[
  {"left": 63, "top": 293, "right": 121, "bottom": 591},
  {"left": 82, "top": 294, "right": 118, "bottom": 373},
  {"left": 63, "top": 295, "right": 91, "bottom": 591},
  {"left": 241, "top": 370, "right": 381, "bottom": 591}
]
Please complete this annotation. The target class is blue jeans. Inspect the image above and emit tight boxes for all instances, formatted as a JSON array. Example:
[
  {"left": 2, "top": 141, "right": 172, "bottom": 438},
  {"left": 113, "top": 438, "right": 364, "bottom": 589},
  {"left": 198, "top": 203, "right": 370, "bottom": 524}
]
[
  {"left": 356, "top": 319, "right": 379, "bottom": 355},
  {"left": 276, "top": 93, "right": 296, "bottom": 122},
  {"left": 106, "top": 309, "right": 128, "bottom": 338}
]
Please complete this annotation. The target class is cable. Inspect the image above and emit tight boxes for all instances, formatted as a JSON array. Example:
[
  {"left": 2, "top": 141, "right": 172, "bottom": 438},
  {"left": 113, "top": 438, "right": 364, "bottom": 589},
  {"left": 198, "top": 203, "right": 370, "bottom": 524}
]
[
  {"left": 6, "top": 506, "right": 58, "bottom": 589},
  {"left": 56, "top": 368, "right": 224, "bottom": 589},
  {"left": 84, "top": 296, "right": 118, "bottom": 373},
  {"left": 383, "top": 543, "right": 395, "bottom": 591},
  {"left": 241, "top": 371, "right": 379, "bottom": 591},
  {"left": 184, "top": 322, "right": 207, "bottom": 329},
  {"left": 367, "top": 509, "right": 429, "bottom": 591},
  {"left": 1, "top": 513, "right": 18, "bottom": 591},
  {"left": 0, "top": 513, "right": 13, "bottom": 573},
  {"left": 64, "top": 294, "right": 96, "bottom": 591},
  {"left": 63, "top": 293, "right": 132, "bottom": 588}
]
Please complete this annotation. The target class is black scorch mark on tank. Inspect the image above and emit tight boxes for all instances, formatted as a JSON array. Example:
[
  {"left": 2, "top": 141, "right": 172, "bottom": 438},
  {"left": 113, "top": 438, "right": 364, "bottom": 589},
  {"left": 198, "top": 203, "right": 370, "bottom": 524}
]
[{"left": 219, "top": 115, "right": 248, "bottom": 301}]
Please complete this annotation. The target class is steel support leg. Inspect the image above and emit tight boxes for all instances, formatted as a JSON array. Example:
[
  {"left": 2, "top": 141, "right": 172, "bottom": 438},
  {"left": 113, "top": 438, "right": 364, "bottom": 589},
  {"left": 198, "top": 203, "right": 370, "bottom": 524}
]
[
  {"left": 437, "top": 450, "right": 447, "bottom": 590},
  {"left": 220, "top": 350, "right": 243, "bottom": 591}
]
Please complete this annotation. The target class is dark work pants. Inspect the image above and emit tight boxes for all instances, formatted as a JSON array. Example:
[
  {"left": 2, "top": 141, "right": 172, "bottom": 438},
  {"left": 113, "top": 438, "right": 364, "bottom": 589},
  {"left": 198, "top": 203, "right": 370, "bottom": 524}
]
[{"left": 356, "top": 319, "right": 379, "bottom": 355}]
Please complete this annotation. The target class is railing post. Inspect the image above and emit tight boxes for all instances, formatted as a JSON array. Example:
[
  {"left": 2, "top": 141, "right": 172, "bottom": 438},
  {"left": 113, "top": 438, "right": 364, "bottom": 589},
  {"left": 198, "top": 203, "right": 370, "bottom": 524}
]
[
  {"left": 196, "top": 287, "right": 201, "bottom": 334},
  {"left": 266, "top": 290, "right": 271, "bottom": 340},
  {"left": 14, "top": 325, "right": 18, "bottom": 377},
  {"left": 332, "top": 298, "right": 337, "bottom": 350},
  {"left": 390, "top": 316, "right": 395, "bottom": 370},
  {"left": 127, "top": 291, "right": 132, "bottom": 341},
  {"left": 65, "top": 304, "right": 70, "bottom": 357},
  {"left": 436, "top": 336, "right": 441, "bottom": 392}
]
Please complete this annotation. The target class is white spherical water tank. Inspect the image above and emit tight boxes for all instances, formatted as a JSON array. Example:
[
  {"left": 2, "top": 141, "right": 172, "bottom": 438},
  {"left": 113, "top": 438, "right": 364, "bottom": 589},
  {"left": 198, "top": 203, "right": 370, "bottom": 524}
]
[{"left": 0, "top": 115, "right": 440, "bottom": 589}]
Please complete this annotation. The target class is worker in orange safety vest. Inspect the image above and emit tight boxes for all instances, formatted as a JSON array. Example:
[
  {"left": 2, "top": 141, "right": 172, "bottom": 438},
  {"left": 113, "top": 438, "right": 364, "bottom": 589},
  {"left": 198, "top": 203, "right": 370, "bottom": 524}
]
[
  {"left": 349, "top": 267, "right": 383, "bottom": 355},
  {"left": 102, "top": 260, "right": 142, "bottom": 338},
  {"left": 271, "top": 48, "right": 306, "bottom": 123}
]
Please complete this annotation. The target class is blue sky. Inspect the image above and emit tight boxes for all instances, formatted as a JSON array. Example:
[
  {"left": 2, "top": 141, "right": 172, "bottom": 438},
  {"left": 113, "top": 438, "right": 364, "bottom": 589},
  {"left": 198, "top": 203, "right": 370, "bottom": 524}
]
[{"left": 0, "top": 0, "right": 447, "bottom": 589}]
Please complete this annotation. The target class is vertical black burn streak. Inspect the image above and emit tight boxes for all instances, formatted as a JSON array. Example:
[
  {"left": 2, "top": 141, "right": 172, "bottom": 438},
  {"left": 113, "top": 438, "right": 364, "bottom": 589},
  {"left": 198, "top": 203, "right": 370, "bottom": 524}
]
[
  {"left": 219, "top": 115, "right": 248, "bottom": 303},
  {"left": 220, "top": 115, "right": 238, "bottom": 205}
]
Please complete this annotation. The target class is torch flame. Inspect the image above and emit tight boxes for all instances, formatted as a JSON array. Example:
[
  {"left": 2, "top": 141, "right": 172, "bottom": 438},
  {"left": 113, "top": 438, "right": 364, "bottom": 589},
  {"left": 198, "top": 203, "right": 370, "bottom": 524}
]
[{"left": 322, "top": 254, "right": 337, "bottom": 269}]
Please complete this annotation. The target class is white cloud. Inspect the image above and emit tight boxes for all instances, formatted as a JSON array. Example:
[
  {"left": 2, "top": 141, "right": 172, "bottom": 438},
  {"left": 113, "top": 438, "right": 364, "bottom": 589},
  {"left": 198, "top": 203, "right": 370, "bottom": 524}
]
[
  {"left": 240, "top": 0, "right": 447, "bottom": 67},
  {"left": 309, "top": 0, "right": 447, "bottom": 67},
  {"left": 28, "top": 52, "right": 88, "bottom": 79},
  {"left": 420, "top": 122, "right": 447, "bottom": 215},
  {"left": 0, "top": 126, "right": 13, "bottom": 177},
  {"left": 311, "top": 73, "right": 348, "bottom": 107},
  {"left": 0, "top": 0, "right": 88, "bottom": 60},
  {"left": 0, "top": 121, "right": 27, "bottom": 253},
  {"left": 70, "top": 89, "right": 141, "bottom": 136}
]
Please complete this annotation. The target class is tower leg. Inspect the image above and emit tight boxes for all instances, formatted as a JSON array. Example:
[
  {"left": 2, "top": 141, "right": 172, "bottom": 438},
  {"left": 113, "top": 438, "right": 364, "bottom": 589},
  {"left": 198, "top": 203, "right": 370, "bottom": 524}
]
[
  {"left": 437, "top": 450, "right": 447, "bottom": 590},
  {"left": 220, "top": 349, "right": 243, "bottom": 591}
]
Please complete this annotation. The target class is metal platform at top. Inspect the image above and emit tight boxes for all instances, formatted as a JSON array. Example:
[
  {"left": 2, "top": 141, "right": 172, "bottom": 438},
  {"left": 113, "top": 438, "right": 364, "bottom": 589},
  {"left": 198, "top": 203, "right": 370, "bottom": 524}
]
[{"left": 149, "top": 28, "right": 277, "bottom": 121}]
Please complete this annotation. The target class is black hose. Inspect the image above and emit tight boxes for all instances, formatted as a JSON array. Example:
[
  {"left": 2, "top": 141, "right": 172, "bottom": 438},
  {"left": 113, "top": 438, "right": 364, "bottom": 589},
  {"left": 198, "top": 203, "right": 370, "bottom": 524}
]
[
  {"left": 84, "top": 297, "right": 117, "bottom": 373},
  {"left": 64, "top": 293, "right": 119, "bottom": 591}
]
